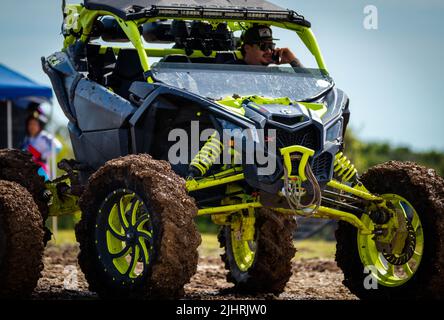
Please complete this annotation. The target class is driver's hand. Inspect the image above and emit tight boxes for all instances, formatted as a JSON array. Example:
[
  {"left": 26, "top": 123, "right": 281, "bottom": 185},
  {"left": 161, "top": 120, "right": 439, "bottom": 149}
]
[{"left": 274, "top": 48, "right": 297, "bottom": 65}]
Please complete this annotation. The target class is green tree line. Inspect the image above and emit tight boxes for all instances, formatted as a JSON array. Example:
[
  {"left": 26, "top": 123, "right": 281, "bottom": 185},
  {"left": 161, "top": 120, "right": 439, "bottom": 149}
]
[{"left": 344, "top": 130, "right": 444, "bottom": 176}]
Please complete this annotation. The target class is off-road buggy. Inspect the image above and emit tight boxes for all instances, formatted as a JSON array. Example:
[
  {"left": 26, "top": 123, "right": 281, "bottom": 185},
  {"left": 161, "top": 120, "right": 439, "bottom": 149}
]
[{"left": 1, "top": 0, "right": 443, "bottom": 299}]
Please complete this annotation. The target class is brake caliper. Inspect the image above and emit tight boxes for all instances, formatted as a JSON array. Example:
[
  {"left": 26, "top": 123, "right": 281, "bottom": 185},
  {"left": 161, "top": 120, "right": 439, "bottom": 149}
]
[{"left": 371, "top": 200, "right": 409, "bottom": 256}]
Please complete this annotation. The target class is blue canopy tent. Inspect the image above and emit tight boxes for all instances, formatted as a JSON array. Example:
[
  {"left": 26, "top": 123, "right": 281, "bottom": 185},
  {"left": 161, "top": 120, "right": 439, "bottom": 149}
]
[{"left": 0, "top": 63, "right": 53, "bottom": 149}]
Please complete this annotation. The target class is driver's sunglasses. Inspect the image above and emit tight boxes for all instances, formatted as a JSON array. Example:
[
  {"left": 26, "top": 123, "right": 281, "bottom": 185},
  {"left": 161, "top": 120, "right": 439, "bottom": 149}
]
[{"left": 254, "top": 42, "right": 276, "bottom": 51}]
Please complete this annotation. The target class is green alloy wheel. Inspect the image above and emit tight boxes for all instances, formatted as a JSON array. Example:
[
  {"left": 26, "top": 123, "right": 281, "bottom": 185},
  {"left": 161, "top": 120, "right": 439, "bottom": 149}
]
[
  {"left": 76, "top": 154, "right": 201, "bottom": 299},
  {"left": 336, "top": 161, "right": 444, "bottom": 299},
  {"left": 95, "top": 189, "right": 154, "bottom": 284},
  {"left": 231, "top": 230, "right": 257, "bottom": 273},
  {"left": 357, "top": 194, "right": 423, "bottom": 287},
  {"left": 219, "top": 209, "right": 296, "bottom": 294}
]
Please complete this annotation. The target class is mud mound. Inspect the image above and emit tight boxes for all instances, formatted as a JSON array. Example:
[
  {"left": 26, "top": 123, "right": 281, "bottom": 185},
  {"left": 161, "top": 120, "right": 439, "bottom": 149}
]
[
  {"left": 0, "top": 149, "right": 48, "bottom": 219},
  {"left": 0, "top": 181, "right": 45, "bottom": 298},
  {"left": 0, "top": 149, "right": 51, "bottom": 243}
]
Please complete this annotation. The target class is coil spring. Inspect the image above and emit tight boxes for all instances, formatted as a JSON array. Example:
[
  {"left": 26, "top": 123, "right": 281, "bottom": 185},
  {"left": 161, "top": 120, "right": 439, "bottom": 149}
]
[
  {"left": 334, "top": 152, "right": 357, "bottom": 182},
  {"left": 190, "top": 131, "right": 224, "bottom": 177}
]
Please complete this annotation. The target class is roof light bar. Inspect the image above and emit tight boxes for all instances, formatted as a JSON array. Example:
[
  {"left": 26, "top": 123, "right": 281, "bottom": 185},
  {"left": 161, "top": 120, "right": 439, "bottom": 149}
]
[
  {"left": 180, "top": 9, "right": 202, "bottom": 16},
  {"left": 226, "top": 12, "right": 245, "bottom": 18},
  {"left": 151, "top": 6, "right": 296, "bottom": 22},
  {"left": 158, "top": 9, "right": 180, "bottom": 15},
  {"left": 267, "top": 13, "right": 289, "bottom": 19},
  {"left": 246, "top": 12, "right": 266, "bottom": 19},
  {"left": 205, "top": 11, "right": 224, "bottom": 17}
]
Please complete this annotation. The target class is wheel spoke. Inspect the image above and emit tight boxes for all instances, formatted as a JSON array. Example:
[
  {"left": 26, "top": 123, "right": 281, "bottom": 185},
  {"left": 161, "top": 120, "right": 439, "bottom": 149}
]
[
  {"left": 118, "top": 197, "right": 129, "bottom": 229},
  {"left": 403, "top": 263, "right": 414, "bottom": 277},
  {"left": 130, "top": 198, "right": 141, "bottom": 226},
  {"left": 392, "top": 199, "right": 402, "bottom": 210},
  {"left": 385, "top": 263, "right": 395, "bottom": 277},
  {"left": 412, "top": 250, "right": 422, "bottom": 261},
  {"left": 110, "top": 244, "right": 131, "bottom": 259},
  {"left": 137, "top": 230, "right": 153, "bottom": 243},
  {"left": 108, "top": 204, "right": 126, "bottom": 238},
  {"left": 393, "top": 200, "right": 410, "bottom": 221},
  {"left": 403, "top": 203, "right": 415, "bottom": 221},
  {"left": 134, "top": 214, "right": 150, "bottom": 229},
  {"left": 107, "top": 225, "right": 126, "bottom": 241},
  {"left": 125, "top": 245, "right": 140, "bottom": 277},
  {"left": 137, "top": 241, "right": 149, "bottom": 265},
  {"left": 411, "top": 214, "right": 420, "bottom": 231}
]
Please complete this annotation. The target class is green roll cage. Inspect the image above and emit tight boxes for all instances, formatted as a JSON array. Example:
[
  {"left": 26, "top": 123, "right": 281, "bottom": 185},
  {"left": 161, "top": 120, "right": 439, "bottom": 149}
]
[{"left": 62, "top": 3, "right": 328, "bottom": 82}]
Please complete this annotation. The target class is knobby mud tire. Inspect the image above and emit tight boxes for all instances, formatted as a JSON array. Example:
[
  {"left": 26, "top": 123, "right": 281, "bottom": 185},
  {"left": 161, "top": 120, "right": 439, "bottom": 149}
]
[
  {"left": 219, "top": 209, "right": 297, "bottom": 295},
  {"left": 0, "top": 149, "right": 50, "bottom": 243},
  {"left": 335, "top": 161, "right": 444, "bottom": 299},
  {"left": 0, "top": 180, "right": 45, "bottom": 298},
  {"left": 76, "top": 154, "right": 201, "bottom": 299}
]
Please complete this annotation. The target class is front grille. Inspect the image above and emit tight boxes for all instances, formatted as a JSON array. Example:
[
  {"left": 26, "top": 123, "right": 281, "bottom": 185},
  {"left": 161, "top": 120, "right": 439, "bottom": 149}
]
[
  {"left": 268, "top": 125, "right": 320, "bottom": 150},
  {"left": 311, "top": 152, "right": 333, "bottom": 181},
  {"left": 265, "top": 124, "right": 321, "bottom": 177}
]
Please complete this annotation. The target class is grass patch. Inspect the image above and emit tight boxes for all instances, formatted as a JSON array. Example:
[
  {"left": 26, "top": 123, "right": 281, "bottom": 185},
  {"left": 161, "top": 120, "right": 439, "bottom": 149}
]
[
  {"left": 199, "top": 234, "right": 336, "bottom": 260},
  {"left": 294, "top": 239, "right": 336, "bottom": 260},
  {"left": 199, "top": 233, "right": 223, "bottom": 257},
  {"left": 198, "top": 234, "right": 336, "bottom": 259},
  {"left": 49, "top": 229, "right": 77, "bottom": 245}
]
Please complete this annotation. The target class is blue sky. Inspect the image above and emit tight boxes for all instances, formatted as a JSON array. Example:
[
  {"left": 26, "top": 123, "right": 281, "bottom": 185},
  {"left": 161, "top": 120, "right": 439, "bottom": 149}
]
[{"left": 1, "top": 0, "right": 443, "bottom": 151}]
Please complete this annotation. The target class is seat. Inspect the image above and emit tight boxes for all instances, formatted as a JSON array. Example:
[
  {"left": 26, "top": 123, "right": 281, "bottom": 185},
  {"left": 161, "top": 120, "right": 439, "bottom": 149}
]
[
  {"left": 215, "top": 52, "right": 237, "bottom": 64},
  {"left": 86, "top": 44, "right": 116, "bottom": 84},
  {"left": 104, "top": 49, "right": 144, "bottom": 99}
]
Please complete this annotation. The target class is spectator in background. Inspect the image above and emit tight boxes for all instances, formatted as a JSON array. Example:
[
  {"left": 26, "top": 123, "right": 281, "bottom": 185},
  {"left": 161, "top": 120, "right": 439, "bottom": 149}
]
[{"left": 22, "top": 110, "right": 62, "bottom": 180}]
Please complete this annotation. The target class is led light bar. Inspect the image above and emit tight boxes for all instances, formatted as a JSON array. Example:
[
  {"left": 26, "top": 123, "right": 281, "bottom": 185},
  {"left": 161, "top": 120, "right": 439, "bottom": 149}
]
[
  {"left": 158, "top": 9, "right": 180, "bottom": 15},
  {"left": 205, "top": 11, "right": 224, "bottom": 17},
  {"left": 246, "top": 12, "right": 266, "bottom": 19},
  {"left": 268, "top": 13, "right": 289, "bottom": 19},
  {"left": 149, "top": 5, "right": 301, "bottom": 22},
  {"left": 226, "top": 12, "right": 245, "bottom": 18},
  {"left": 180, "top": 10, "right": 202, "bottom": 16}
]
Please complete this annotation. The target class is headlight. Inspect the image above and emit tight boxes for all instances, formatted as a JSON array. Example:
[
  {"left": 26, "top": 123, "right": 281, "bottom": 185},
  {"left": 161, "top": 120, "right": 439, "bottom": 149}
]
[{"left": 326, "top": 119, "right": 343, "bottom": 143}]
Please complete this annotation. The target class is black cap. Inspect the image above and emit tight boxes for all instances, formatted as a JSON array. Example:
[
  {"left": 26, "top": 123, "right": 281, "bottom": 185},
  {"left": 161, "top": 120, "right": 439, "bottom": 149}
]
[{"left": 242, "top": 25, "right": 279, "bottom": 44}]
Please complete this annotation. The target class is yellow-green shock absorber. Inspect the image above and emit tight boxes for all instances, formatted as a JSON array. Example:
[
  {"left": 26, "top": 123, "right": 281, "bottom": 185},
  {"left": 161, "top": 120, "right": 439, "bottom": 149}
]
[
  {"left": 333, "top": 152, "right": 358, "bottom": 182},
  {"left": 189, "top": 132, "right": 224, "bottom": 177}
]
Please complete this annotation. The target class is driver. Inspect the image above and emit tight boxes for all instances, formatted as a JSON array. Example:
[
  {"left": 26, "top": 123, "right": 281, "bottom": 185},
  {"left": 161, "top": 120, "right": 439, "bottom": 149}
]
[
  {"left": 228, "top": 25, "right": 350, "bottom": 142},
  {"left": 229, "top": 25, "right": 303, "bottom": 67}
]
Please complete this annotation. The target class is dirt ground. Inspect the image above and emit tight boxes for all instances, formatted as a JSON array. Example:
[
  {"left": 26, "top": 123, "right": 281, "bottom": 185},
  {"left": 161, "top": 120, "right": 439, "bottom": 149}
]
[{"left": 32, "top": 244, "right": 357, "bottom": 300}]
